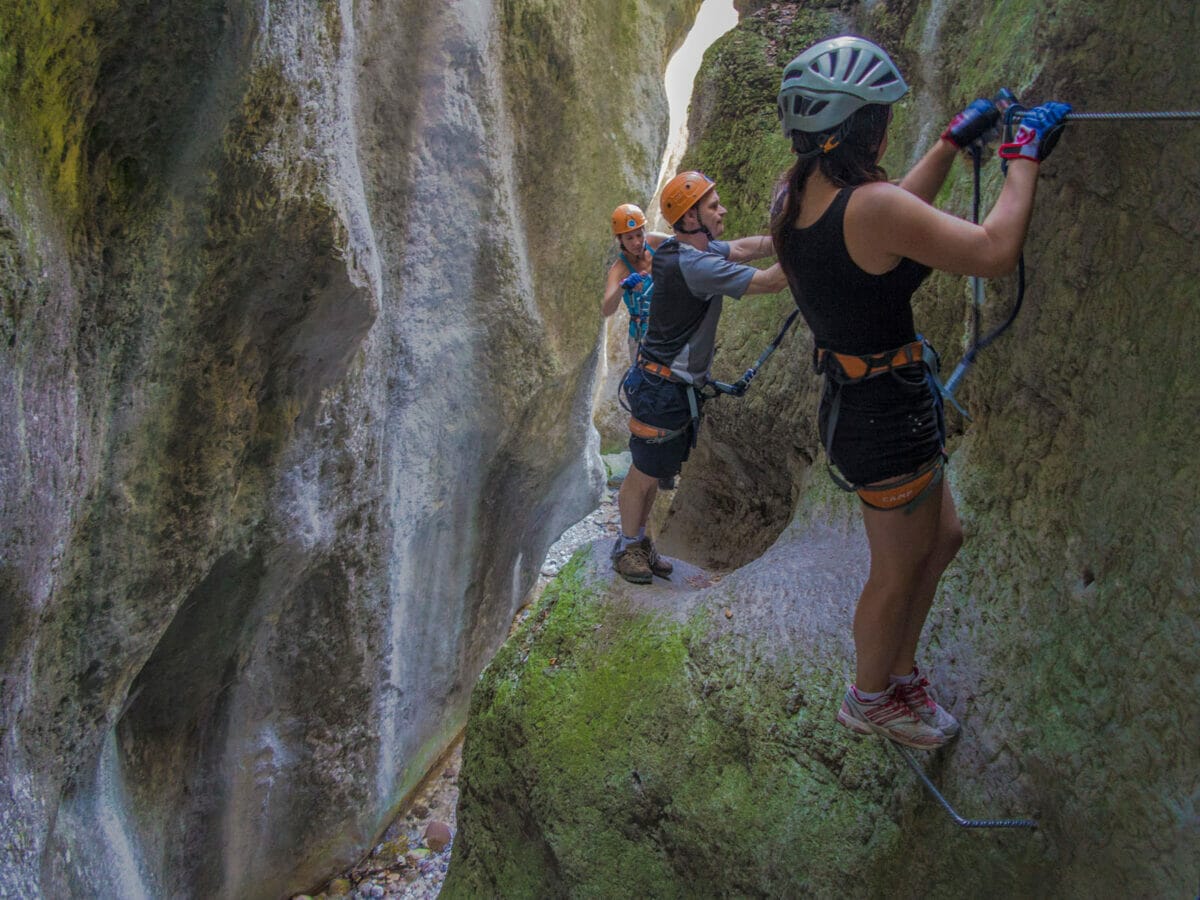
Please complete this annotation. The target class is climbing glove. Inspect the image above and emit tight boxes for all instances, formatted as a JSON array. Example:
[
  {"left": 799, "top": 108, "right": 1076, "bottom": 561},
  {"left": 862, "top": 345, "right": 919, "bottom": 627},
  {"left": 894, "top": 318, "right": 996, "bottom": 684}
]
[
  {"left": 942, "top": 98, "right": 1001, "bottom": 148},
  {"left": 999, "top": 101, "right": 1072, "bottom": 163},
  {"left": 620, "top": 273, "right": 645, "bottom": 290}
]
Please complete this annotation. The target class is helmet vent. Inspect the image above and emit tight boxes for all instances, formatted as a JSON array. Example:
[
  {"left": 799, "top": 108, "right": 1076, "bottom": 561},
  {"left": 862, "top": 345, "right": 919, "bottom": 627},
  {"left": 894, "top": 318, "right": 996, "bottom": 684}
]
[
  {"left": 845, "top": 48, "right": 862, "bottom": 77},
  {"left": 790, "top": 96, "right": 828, "bottom": 118}
]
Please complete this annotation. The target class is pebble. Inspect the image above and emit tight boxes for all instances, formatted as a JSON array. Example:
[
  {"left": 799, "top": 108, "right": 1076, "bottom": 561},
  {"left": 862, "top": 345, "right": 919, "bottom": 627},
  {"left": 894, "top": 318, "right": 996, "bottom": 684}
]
[
  {"left": 424, "top": 822, "right": 452, "bottom": 853},
  {"left": 297, "top": 741, "right": 461, "bottom": 900}
]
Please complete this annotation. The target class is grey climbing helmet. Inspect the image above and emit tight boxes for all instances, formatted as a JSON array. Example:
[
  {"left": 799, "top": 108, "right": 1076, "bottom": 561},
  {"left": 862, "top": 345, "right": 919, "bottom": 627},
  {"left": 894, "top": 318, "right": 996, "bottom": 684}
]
[{"left": 778, "top": 36, "right": 909, "bottom": 137}]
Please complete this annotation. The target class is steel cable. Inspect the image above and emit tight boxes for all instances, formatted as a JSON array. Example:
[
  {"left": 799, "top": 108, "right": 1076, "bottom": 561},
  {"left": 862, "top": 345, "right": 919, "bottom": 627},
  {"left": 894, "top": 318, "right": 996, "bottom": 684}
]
[{"left": 1015, "top": 109, "right": 1200, "bottom": 121}]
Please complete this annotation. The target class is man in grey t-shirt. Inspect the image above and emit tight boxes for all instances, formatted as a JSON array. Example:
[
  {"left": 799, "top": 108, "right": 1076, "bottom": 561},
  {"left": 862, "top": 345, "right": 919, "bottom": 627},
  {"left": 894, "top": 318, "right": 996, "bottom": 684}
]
[{"left": 613, "top": 171, "right": 787, "bottom": 584}]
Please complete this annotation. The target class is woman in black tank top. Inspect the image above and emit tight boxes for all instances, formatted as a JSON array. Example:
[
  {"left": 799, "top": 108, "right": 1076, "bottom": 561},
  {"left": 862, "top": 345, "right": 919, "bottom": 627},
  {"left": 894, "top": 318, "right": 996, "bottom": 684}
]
[{"left": 770, "top": 37, "right": 1071, "bottom": 748}]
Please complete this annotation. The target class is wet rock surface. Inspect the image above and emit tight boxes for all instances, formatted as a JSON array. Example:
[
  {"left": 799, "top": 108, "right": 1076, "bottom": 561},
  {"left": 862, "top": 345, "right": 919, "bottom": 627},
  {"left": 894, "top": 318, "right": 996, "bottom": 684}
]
[
  {"left": 296, "top": 741, "right": 462, "bottom": 900},
  {"left": 305, "top": 472, "right": 628, "bottom": 899},
  {"left": 0, "top": 3, "right": 698, "bottom": 897}
]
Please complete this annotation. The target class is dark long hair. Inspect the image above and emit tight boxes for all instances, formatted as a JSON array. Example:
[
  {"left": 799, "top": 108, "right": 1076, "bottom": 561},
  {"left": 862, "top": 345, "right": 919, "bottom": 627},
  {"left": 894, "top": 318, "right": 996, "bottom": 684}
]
[{"left": 770, "top": 103, "right": 892, "bottom": 267}]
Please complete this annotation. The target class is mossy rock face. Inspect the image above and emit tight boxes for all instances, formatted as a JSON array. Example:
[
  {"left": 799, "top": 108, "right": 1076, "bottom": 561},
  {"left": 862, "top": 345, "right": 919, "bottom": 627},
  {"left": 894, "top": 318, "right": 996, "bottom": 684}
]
[
  {"left": 445, "top": 551, "right": 858, "bottom": 898},
  {"left": 0, "top": 1, "right": 698, "bottom": 898},
  {"left": 446, "top": 539, "right": 1057, "bottom": 897},
  {"left": 451, "top": 2, "right": 1199, "bottom": 896}
]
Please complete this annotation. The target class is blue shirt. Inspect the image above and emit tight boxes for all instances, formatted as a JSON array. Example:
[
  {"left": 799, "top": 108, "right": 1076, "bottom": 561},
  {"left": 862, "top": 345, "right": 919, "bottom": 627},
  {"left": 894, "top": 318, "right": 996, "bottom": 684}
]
[{"left": 621, "top": 249, "right": 656, "bottom": 340}]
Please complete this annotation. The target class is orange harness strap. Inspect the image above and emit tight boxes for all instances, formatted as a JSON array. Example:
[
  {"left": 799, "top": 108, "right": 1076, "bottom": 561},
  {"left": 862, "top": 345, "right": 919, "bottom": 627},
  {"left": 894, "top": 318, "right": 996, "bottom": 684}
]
[
  {"left": 855, "top": 458, "right": 944, "bottom": 511},
  {"left": 638, "top": 358, "right": 676, "bottom": 380},
  {"left": 816, "top": 340, "right": 926, "bottom": 383},
  {"left": 628, "top": 416, "right": 676, "bottom": 441}
]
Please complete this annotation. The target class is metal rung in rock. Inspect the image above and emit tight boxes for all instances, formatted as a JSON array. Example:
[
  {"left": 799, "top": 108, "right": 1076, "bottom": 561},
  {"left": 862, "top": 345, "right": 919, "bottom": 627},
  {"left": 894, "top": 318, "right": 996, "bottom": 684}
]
[{"left": 889, "top": 741, "right": 1038, "bottom": 829}]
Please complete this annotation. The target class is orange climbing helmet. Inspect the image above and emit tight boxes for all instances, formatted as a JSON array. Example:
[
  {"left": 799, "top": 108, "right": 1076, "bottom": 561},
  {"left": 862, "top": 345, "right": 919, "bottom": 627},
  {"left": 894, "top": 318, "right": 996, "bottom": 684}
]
[
  {"left": 660, "top": 171, "right": 715, "bottom": 226},
  {"left": 611, "top": 203, "right": 647, "bottom": 235}
]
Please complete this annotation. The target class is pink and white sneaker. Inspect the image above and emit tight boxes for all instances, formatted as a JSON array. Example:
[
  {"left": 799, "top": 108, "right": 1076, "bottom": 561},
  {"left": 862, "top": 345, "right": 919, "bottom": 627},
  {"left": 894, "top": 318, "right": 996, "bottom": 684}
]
[
  {"left": 892, "top": 667, "right": 960, "bottom": 739},
  {"left": 836, "top": 684, "right": 948, "bottom": 750}
]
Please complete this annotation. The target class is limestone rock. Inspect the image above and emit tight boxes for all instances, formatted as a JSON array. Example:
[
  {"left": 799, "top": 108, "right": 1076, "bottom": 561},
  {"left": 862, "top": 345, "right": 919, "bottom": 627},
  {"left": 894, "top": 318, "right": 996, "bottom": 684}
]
[{"left": 0, "top": 1, "right": 698, "bottom": 897}]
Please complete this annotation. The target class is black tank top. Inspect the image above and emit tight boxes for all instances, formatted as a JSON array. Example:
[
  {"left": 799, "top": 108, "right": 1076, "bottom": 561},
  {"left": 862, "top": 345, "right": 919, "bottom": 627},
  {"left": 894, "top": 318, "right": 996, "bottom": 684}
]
[{"left": 779, "top": 186, "right": 930, "bottom": 355}]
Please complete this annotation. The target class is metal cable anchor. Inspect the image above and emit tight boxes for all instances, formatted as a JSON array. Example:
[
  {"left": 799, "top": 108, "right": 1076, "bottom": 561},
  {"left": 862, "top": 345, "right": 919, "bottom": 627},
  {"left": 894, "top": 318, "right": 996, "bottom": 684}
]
[{"left": 889, "top": 741, "right": 1038, "bottom": 829}]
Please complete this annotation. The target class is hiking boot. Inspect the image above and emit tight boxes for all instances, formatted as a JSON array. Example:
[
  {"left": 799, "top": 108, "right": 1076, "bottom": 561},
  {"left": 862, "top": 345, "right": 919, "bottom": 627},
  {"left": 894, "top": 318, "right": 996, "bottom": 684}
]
[
  {"left": 612, "top": 542, "right": 652, "bottom": 584},
  {"left": 658, "top": 475, "right": 677, "bottom": 490},
  {"left": 639, "top": 538, "right": 673, "bottom": 578},
  {"left": 893, "top": 667, "right": 960, "bottom": 739},
  {"left": 836, "top": 684, "right": 948, "bottom": 750}
]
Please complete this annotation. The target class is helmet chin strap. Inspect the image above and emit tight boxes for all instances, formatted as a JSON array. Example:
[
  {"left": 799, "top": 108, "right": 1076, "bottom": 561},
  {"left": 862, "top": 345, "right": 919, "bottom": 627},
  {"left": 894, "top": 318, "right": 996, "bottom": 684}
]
[
  {"left": 677, "top": 208, "right": 713, "bottom": 240},
  {"left": 793, "top": 118, "right": 853, "bottom": 158}
]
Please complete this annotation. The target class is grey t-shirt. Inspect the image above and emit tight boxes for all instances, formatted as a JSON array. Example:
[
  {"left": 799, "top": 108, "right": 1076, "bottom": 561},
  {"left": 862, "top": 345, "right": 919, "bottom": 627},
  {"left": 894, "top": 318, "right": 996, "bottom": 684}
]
[{"left": 643, "top": 239, "right": 757, "bottom": 385}]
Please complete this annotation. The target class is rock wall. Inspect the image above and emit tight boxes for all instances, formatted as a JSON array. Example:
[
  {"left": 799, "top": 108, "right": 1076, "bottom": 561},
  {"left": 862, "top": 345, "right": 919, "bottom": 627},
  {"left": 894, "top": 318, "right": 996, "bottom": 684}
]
[
  {"left": 0, "top": 1, "right": 698, "bottom": 897},
  {"left": 447, "top": 0, "right": 1200, "bottom": 895}
]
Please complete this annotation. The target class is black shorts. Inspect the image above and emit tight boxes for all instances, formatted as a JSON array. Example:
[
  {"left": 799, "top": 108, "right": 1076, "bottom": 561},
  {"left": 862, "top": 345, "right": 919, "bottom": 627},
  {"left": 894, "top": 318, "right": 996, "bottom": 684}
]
[
  {"left": 819, "top": 363, "right": 945, "bottom": 485},
  {"left": 623, "top": 367, "right": 700, "bottom": 479}
]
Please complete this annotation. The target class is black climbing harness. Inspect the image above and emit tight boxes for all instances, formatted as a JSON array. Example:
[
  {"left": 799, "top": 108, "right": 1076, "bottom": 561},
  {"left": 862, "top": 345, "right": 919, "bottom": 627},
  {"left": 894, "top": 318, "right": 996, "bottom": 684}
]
[
  {"left": 621, "top": 356, "right": 703, "bottom": 447},
  {"left": 620, "top": 307, "right": 801, "bottom": 446},
  {"left": 815, "top": 338, "right": 950, "bottom": 512},
  {"left": 939, "top": 104, "right": 1200, "bottom": 411}
]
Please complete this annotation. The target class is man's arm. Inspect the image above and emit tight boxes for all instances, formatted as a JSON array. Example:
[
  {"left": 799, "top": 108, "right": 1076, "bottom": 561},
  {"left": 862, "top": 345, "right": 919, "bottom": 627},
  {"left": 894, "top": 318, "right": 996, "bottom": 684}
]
[
  {"left": 726, "top": 234, "right": 774, "bottom": 263},
  {"left": 742, "top": 262, "right": 787, "bottom": 295},
  {"left": 683, "top": 251, "right": 785, "bottom": 300}
]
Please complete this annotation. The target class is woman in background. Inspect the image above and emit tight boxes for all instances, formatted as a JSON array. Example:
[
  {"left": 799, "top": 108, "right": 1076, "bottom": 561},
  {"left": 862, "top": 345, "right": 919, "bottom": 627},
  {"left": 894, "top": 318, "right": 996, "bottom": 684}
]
[{"left": 602, "top": 203, "right": 669, "bottom": 364}]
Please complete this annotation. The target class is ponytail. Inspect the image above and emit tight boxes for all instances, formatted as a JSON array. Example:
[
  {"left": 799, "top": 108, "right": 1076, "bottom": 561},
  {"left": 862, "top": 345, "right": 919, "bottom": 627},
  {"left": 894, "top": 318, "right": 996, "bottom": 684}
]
[{"left": 771, "top": 103, "right": 892, "bottom": 277}]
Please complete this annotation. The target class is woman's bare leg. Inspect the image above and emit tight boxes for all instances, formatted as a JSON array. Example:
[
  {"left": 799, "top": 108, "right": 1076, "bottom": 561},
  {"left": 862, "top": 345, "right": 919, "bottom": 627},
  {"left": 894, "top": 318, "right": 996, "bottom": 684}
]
[
  {"left": 890, "top": 478, "right": 963, "bottom": 677},
  {"left": 853, "top": 484, "right": 945, "bottom": 692}
]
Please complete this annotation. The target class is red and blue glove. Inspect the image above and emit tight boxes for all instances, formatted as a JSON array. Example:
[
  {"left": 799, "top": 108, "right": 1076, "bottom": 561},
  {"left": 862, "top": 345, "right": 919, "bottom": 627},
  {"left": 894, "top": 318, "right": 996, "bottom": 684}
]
[
  {"left": 620, "top": 273, "right": 645, "bottom": 290},
  {"left": 999, "top": 101, "right": 1072, "bottom": 163},
  {"left": 942, "top": 98, "right": 1002, "bottom": 148}
]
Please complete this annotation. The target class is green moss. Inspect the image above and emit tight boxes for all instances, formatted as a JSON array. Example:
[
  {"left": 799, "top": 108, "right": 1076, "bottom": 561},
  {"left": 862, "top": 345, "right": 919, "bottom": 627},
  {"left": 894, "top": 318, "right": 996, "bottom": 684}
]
[
  {"left": 0, "top": 1, "right": 227, "bottom": 221},
  {"left": 448, "top": 549, "right": 1053, "bottom": 895},
  {"left": 0, "top": 3, "right": 104, "bottom": 214},
  {"left": 599, "top": 434, "right": 627, "bottom": 457}
]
